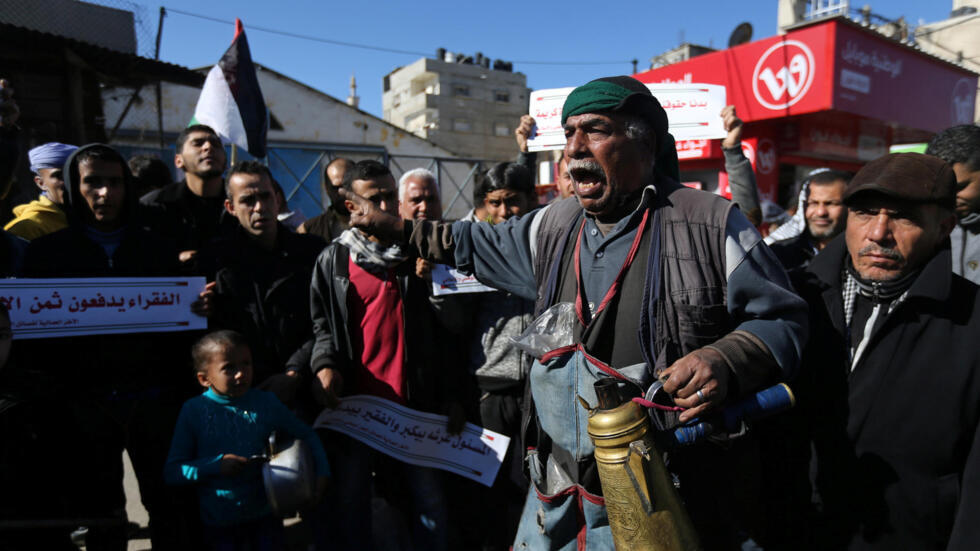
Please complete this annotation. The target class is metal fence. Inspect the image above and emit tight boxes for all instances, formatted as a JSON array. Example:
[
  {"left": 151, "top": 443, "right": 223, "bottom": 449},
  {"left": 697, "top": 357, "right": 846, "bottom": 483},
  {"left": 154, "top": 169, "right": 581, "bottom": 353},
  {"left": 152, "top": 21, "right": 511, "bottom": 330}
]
[{"left": 112, "top": 141, "right": 493, "bottom": 220}]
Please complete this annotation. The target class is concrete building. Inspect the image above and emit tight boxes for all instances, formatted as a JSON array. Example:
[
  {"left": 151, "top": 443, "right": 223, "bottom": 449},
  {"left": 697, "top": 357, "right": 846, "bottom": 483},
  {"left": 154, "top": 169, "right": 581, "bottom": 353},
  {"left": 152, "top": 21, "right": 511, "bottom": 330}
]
[
  {"left": 775, "top": 0, "right": 979, "bottom": 124},
  {"left": 649, "top": 43, "right": 715, "bottom": 70},
  {"left": 382, "top": 52, "right": 529, "bottom": 161}
]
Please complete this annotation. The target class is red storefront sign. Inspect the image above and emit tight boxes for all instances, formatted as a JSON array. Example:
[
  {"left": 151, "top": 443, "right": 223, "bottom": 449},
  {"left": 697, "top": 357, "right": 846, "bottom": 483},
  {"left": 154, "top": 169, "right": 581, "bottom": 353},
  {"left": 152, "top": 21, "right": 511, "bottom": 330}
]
[
  {"left": 635, "top": 18, "right": 977, "bottom": 160},
  {"left": 636, "top": 23, "right": 837, "bottom": 126},
  {"left": 833, "top": 22, "right": 977, "bottom": 130},
  {"left": 717, "top": 137, "right": 780, "bottom": 201}
]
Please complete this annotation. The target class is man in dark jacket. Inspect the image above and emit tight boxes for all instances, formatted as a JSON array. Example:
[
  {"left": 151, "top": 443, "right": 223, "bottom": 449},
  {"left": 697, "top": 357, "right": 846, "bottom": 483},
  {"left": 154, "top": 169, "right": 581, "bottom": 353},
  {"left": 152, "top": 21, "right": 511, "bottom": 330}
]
[
  {"left": 21, "top": 144, "right": 196, "bottom": 550},
  {"left": 343, "top": 76, "right": 808, "bottom": 550},
  {"left": 769, "top": 169, "right": 850, "bottom": 274},
  {"left": 139, "top": 124, "right": 230, "bottom": 271},
  {"left": 298, "top": 157, "right": 352, "bottom": 241},
  {"left": 199, "top": 160, "right": 325, "bottom": 407},
  {"left": 798, "top": 153, "right": 980, "bottom": 550}
]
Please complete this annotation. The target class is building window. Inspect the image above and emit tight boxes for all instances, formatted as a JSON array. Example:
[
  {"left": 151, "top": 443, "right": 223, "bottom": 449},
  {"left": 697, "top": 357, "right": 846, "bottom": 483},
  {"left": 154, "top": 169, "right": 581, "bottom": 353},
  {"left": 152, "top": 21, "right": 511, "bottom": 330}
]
[
  {"left": 494, "top": 90, "right": 510, "bottom": 103},
  {"left": 453, "top": 119, "right": 472, "bottom": 132},
  {"left": 452, "top": 84, "right": 470, "bottom": 97},
  {"left": 494, "top": 122, "right": 509, "bottom": 137}
]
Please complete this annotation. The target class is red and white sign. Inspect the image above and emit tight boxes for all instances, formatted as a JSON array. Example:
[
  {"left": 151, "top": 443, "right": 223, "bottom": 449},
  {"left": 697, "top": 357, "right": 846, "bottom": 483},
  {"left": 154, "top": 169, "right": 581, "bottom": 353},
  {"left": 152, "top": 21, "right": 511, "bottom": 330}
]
[
  {"left": 752, "top": 40, "right": 816, "bottom": 110},
  {"left": 526, "top": 83, "right": 726, "bottom": 151},
  {"left": 831, "top": 23, "right": 976, "bottom": 131},
  {"left": 634, "top": 19, "right": 977, "bottom": 134},
  {"left": 716, "top": 136, "right": 778, "bottom": 202},
  {"left": 755, "top": 139, "right": 777, "bottom": 176}
]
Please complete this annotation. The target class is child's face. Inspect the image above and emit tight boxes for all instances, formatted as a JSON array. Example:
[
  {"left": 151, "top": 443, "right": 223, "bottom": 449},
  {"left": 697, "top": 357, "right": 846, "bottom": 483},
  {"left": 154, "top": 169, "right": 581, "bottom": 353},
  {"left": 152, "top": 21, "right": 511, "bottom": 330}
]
[{"left": 197, "top": 344, "right": 253, "bottom": 398}]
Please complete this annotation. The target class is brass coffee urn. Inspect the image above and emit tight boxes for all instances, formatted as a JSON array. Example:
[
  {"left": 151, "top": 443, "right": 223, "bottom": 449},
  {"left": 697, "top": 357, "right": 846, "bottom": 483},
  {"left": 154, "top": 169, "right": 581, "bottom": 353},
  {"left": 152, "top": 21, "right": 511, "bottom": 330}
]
[{"left": 580, "top": 378, "right": 701, "bottom": 551}]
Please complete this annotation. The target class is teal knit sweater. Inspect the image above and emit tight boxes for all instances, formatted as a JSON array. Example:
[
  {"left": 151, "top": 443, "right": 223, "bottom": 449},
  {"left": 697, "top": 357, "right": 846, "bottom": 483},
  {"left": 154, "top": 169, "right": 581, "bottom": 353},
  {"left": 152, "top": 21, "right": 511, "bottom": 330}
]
[{"left": 164, "top": 388, "right": 330, "bottom": 526}]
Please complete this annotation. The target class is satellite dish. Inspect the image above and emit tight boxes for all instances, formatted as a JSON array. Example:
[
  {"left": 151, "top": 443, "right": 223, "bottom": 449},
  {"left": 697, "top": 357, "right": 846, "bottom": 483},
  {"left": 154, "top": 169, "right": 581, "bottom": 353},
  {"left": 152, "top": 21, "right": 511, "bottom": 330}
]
[{"left": 728, "top": 22, "right": 753, "bottom": 47}]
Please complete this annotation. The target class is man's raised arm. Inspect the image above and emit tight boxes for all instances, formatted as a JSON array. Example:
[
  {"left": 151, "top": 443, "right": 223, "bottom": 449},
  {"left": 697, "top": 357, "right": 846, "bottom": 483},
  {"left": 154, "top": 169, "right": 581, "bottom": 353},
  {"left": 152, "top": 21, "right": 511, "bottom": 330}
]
[{"left": 343, "top": 187, "right": 542, "bottom": 300}]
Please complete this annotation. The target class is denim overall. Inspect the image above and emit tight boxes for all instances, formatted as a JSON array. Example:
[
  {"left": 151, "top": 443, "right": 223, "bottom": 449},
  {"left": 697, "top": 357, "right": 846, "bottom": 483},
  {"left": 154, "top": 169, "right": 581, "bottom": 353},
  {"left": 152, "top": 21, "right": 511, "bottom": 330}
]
[{"left": 513, "top": 209, "right": 657, "bottom": 551}]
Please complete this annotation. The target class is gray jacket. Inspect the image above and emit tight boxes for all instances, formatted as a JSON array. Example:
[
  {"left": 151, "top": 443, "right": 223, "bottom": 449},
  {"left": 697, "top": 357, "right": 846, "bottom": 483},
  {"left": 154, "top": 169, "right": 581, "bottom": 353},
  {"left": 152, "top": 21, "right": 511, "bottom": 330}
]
[
  {"left": 951, "top": 218, "right": 980, "bottom": 285},
  {"left": 407, "top": 178, "right": 807, "bottom": 391},
  {"left": 724, "top": 145, "right": 762, "bottom": 226}
]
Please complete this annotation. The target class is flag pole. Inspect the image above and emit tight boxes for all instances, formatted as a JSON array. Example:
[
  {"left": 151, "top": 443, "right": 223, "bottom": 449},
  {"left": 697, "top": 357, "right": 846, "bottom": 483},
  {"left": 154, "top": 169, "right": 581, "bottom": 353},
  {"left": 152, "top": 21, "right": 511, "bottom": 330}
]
[{"left": 230, "top": 143, "right": 238, "bottom": 166}]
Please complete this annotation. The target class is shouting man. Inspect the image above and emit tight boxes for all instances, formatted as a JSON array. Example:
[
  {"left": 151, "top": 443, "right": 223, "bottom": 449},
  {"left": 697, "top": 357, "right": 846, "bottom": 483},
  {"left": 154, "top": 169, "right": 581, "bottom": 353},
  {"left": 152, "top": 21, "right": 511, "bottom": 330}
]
[{"left": 342, "top": 76, "right": 807, "bottom": 549}]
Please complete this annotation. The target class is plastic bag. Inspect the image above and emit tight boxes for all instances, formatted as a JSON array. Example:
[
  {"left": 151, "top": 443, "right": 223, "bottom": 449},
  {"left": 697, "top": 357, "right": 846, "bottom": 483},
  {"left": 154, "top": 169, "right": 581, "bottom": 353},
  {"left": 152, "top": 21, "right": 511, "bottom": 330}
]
[{"left": 509, "top": 302, "right": 577, "bottom": 359}]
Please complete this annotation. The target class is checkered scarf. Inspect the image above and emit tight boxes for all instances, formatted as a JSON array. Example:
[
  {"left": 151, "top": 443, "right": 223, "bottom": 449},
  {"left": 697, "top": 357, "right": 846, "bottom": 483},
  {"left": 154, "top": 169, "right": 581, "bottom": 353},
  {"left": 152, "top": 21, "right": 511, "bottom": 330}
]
[
  {"left": 336, "top": 228, "right": 409, "bottom": 273},
  {"left": 842, "top": 262, "right": 914, "bottom": 326}
]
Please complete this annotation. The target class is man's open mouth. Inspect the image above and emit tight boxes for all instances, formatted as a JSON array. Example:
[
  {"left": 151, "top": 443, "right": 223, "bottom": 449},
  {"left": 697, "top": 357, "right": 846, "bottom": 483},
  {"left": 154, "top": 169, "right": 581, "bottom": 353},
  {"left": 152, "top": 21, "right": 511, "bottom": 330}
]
[{"left": 569, "top": 161, "right": 606, "bottom": 198}]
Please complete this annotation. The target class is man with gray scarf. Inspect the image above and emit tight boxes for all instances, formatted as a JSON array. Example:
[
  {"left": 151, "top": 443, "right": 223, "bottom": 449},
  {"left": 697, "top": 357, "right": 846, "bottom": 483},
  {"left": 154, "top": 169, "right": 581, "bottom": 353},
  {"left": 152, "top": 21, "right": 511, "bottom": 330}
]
[{"left": 310, "top": 160, "right": 462, "bottom": 551}]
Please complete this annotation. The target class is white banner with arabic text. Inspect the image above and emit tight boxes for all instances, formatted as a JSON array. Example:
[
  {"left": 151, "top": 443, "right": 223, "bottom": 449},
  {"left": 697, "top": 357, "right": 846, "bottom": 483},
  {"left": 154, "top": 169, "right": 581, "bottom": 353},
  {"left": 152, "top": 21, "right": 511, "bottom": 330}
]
[
  {"left": 314, "top": 395, "right": 510, "bottom": 487},
  {"left": 526, "top": 83, "right": 727, "bottom": 151},
  {"left": 0, "top": 277, "right": 207, "bottom": 339}
]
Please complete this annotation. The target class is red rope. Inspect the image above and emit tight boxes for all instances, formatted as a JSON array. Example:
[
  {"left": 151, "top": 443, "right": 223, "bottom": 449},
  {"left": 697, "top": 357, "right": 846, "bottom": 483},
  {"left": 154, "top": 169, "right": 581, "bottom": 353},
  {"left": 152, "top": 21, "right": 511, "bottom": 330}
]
[{"left": 632, "top": 397, "right": 685, "bottom": 412}]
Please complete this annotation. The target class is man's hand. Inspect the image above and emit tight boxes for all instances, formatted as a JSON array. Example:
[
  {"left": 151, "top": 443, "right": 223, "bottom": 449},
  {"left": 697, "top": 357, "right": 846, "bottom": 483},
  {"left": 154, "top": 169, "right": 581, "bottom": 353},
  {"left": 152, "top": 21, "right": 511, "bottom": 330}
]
[
  {"left": 415, "top": 258, "right": 433, "bottom": 281},
  {"left": 314, "top": 367, "right": 343, "bottom": 409},
  {"left": 514, "top": 115, "right": 536, "bottom": 153},
  {"left": 660, "top": 348, "right": 730, "bottom": 423},
  {"left": 178, "top": 250, "right": 198, "bottom": 265},
  {"left": 219, "top": 454, "right": 249, "bottom": 477},
  {"left": 445, "top": 401, "right": 467, "bottom": 436},
  {"left": 720, "top": 105, "right": 743, "bottom": 150},
  {"left": 340, "top": 188, "right": 404, "bottom": 242},
  {"left": 190, "top": 281, "right": 216, "bottom": 318},
  {"left": 0, "top": 79, "right": 19, "bottom": 127}
]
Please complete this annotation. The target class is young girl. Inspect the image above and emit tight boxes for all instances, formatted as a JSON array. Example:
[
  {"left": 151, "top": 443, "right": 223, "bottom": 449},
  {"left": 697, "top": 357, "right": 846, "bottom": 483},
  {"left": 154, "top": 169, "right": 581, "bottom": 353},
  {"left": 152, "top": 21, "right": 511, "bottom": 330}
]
[{"left": 165, "top": 330, "right": 329, "bottom": 550}]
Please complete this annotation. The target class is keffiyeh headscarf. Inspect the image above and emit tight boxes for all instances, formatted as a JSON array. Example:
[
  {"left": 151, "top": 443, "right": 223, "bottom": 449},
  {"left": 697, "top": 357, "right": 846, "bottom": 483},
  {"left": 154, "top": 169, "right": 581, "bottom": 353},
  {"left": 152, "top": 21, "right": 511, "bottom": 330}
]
[
  {"left": 764, "top": 168, "right": 834, "bottom": 245},
  {"left": 336, "top": 228, "right": 409, "bottom": 273}
]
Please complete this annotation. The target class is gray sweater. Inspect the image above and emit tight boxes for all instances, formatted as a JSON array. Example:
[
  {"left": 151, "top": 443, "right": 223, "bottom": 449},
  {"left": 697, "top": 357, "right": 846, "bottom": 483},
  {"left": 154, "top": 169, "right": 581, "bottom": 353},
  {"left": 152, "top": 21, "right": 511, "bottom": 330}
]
[{"left": 951, "top": 217, "right": 980, "bottom": 285}]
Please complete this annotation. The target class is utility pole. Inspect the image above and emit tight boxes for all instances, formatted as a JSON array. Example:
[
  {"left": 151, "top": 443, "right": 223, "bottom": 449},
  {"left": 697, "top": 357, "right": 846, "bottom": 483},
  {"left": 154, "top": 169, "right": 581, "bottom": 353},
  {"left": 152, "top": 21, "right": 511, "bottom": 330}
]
[{"left": 155, "top": 7, "right": 167, "bottom": 151}]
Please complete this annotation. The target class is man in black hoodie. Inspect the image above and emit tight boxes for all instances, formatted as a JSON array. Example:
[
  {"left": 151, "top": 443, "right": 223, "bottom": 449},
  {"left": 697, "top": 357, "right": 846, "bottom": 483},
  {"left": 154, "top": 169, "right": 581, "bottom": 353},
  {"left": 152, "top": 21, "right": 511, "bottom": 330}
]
[
  {"left": 140, "top": 124, "right": 231, "bottom": 272},
  {"left": 21, "top": 144, "right": 197, "bottom": 550}
]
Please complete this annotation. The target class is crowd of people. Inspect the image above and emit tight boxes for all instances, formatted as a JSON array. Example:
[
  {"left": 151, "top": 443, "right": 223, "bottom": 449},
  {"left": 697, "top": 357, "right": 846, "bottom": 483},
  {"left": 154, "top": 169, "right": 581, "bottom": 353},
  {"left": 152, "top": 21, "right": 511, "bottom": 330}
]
[{"left": 0, "top": 73, "right": 978, "bottom": 551}]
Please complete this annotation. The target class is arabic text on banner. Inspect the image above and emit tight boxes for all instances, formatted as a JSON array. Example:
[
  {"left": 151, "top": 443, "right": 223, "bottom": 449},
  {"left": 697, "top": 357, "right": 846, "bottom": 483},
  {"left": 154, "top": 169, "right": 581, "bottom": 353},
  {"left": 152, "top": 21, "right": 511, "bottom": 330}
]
[
  {"left": 314, "top": 395, "right": 510, "bottom": 487},
  {"left": 431, "top": 264, "right": 495, "bottom": 296},
  {"left": 0, "top": 277, "right": 208, "bottom": 340},
  {"left": 527, "top": 83, "right": 727, "bottom": 151}
]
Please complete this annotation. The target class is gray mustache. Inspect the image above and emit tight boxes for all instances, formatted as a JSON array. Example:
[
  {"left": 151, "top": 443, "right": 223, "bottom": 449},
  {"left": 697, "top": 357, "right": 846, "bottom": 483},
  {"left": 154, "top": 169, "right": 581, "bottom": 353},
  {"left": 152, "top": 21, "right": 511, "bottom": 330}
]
[
  {"left": 858, "top": 244, "right": 903, "bottom": 262},
  {"left": 567, "top": 159, "right": 606, "bottom": 182}
]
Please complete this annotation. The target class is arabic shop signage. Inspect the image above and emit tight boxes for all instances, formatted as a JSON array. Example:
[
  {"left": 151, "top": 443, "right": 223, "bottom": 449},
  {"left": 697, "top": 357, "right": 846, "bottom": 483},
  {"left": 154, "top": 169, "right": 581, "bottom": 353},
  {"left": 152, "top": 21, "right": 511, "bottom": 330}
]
[
  {"left": 633, "top": 19, "right": 976, "bottom": 133},
  {"left": 0, "top": 277, "right": 208, "bottom": 339}
]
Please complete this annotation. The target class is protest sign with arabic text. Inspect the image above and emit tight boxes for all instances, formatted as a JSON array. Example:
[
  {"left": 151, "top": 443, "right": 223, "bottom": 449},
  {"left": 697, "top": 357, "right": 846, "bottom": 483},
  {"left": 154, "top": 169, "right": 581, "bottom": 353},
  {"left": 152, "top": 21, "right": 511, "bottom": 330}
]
[
  {"left": 431, "top": 264, "right": 495, "bottom": 296},
  {"left": 0, "top": 277, "right": 207, "bottom": 339},
  {"left": 314, "top": 395, "right": 510, "bottom": 487},
  {"left": 526, "top": 83, "right": 727, "bottom": 152}
]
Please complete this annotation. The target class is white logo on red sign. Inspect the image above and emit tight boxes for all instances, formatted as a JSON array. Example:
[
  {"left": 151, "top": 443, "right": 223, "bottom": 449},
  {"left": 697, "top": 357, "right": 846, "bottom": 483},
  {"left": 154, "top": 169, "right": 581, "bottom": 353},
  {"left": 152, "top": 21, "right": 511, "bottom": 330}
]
[
  {"left": 952, "top": 78, "right": 974, "bottom": 125},
  {"left": 752, "top": 40, "right": 816, "bottom": 110},
  {"left": 740, "top": 141, "right": 756, "bottom": 166},
  {"left": 756, "top": 139, "right": 776, "bottom": 175}
]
